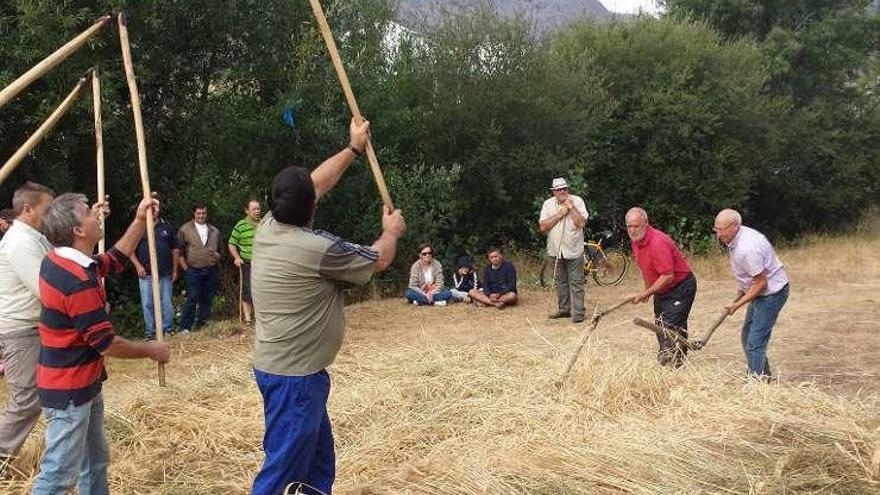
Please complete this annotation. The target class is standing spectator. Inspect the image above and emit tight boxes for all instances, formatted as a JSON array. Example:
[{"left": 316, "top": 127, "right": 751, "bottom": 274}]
[
  {"left": 228, "top": 199, "right": 261, "bottom": 324},
  {"left": 129, "top": 202, "right": 179, "bottom": 339},
  {"left": 0, "top": 209, "right": 14, "bottom": 241},
  {"left": 177, "top": 203, "right": 221, "bottom": 334},
  {"left": 0, "top": 182, "right": 53, "bottom": 467},
  {"left": 450, "top": 254, "right": 479, "bottom": 303},
  {"left": 31, "top": 193, "right": 170, "bottom": 494},
  {"left": 470, "top": 248, "right": 518, "bottom": 309},
  {"left": 539, "top": 177, "right": 589, "bottom": 323},
  {"left": 250, "top": 118, "right": 406, "bottom": 495},
  {"left": 713, "top": 209, "right": 790, "bottom": 379},
  {"left": 404, "top": 243, "right": 452, "bottom": 306},
  {"left": 625, "top": 207, "right": 697, "bottom": 367}
]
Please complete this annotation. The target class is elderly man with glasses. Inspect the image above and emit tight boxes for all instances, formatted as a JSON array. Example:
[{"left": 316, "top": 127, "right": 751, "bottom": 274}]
[
  {"left": 713, "top": 208, "right": 790, "bottom": 380},
  {"left": 539, "top": 177, "right": 589, "bottom": 323}
]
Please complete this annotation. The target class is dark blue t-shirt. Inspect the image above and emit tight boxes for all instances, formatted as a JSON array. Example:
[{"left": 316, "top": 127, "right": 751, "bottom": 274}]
[
  {"left": 136, "top": 219, "right": 179, "bottom": 276},
  {"left": 483, "top": 260, "right": 517, "bottom": 295}
]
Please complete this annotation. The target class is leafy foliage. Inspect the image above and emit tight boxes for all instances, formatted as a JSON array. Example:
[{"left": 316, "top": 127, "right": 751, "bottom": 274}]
[{"left": 0, "top": 0, "right": 877, "bottom": 319}]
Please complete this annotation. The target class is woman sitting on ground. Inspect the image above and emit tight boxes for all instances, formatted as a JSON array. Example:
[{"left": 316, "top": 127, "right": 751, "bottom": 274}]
[
  {"left": 405, "top": 243, "right": 452, "bottom": 306},
  {"left": 450, "top": 254, "right": 479, "bottom": 303}
]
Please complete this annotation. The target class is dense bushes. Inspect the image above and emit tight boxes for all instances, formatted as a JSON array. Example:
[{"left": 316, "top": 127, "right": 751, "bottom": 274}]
[{"left": 1, "top": 0, "right": 877, "bottom": 323}]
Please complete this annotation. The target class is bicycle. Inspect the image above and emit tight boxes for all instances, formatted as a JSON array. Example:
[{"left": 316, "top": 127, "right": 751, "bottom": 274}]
[{"left": 539, "top": 231, "right": 629, "bottom": 288}]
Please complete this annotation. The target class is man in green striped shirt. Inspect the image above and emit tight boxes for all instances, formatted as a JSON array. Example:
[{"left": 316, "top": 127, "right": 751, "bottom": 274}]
[{"left": 228, "top": 199, "right": 261, "bottom": 324}]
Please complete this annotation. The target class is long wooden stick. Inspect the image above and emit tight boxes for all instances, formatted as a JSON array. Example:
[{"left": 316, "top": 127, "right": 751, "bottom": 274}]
[
  {"left": 92, "top": 69, "right": 106, "bottom": 255},
  {"left": 0, "top": 15, "right": 113, "bottom": 110},
  {"left": 0, "top": 76, "right": 88, "bottom": 186},
  {"left": 119, "top": 13, "right": 165, "bottom": 386},
  {"left": 692, "top": 310, "right": 730, "bottom": 350},
  {"left": 633, "top": 317, "right": 698, "bottom": 351},
  {"left": 306, "top": 0, "right": 394, "bottom": 208},
  {"left": 556, "top": 298, "right": 630, "bottom": 388}
]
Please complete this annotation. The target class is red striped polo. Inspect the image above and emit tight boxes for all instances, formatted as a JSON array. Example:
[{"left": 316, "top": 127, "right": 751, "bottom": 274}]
[{"left": 37, "top": 247, "right": 125, "bottom": 408}]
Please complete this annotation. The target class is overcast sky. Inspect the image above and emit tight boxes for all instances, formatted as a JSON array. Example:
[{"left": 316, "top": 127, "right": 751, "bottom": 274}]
[{"left": 602, "top": 0, "right": 661, "bottom": 15}]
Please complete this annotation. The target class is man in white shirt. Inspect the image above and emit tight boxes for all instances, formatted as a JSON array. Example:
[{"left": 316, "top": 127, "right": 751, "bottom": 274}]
[
  {"left": 539, "top": 178, "right": 589, "bottom": 323},
  {"left": 0, "top": 182, "right": 54, "bottom": 464},
  {"left": 713, "top": 209, "right": 790, "bottom": 379}
]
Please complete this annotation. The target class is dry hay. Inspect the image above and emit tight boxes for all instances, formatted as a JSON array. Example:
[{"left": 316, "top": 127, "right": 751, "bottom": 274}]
[
  {"left": 2, "top": 227, "right": 880, "bottom": 494},
  {"left": 1, "top": 319, "right": 877, "bottom": 494}
]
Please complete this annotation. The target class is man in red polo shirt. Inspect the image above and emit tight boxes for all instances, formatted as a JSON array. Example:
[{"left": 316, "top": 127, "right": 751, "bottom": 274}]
[{"left": 625, "top": 207, "right": 697, "bottom": 367}]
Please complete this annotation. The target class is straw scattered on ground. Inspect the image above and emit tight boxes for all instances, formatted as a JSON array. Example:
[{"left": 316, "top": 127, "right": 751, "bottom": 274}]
[{"left": 1, "top": 230, "right": 879, "bottom": 494}]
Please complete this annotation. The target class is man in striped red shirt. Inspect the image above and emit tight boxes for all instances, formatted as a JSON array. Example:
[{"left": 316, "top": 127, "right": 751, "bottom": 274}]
[{"left": 32, "top": 193, "right": 170, "bottom": 495}]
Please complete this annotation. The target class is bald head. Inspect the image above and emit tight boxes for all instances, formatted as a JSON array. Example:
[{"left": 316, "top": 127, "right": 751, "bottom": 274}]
[
  {"left": 626, "top": 207, "right": 648, "bottom": 223},
  {"left": 713, "top": 208, "right": 742, "bottom": 243},
  {"left": 715, "top": 209, "right": 741, "bottom": 227},
  {"left": 625, "top": 207, "right": 649, "bottom": 242}
]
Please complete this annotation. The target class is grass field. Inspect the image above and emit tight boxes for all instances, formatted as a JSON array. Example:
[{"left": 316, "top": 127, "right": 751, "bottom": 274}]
[{"left": 1, "top": 229, "right": 879, "bottom": 494}]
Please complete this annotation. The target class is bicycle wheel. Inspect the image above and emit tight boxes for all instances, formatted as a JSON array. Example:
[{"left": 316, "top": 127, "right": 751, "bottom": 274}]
[{"left": 592, "top": 248, "right": 628, "bottom": 286}]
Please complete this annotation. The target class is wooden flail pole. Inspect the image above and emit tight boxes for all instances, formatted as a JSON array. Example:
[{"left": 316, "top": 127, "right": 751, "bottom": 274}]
[
  {"left": 0, "top": 76, "right": 89, "bottom": 186},
  {"left": 92, "top": 69, "right": 107, "bottom": 254},
  {"left": 306, "top": 0, "right": 394, "bottom": 208},
  {"left": 556, "top": 298, "right": 630, "bottom": 388},
  {"left": 118, "top": 12, "right": 166, "bottom": 386},
  {"left": 0, "top": 15, "right": 113, "bottom": 109}
]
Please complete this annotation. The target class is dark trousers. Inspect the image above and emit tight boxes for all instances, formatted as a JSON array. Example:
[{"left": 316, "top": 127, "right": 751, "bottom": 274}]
[
  {"left": 241, "top": 261, "right": 252, "bottom": 303},
  {"left": 252, "top": 369, "right": 335, "bottom": 495},
  {"left": 653, "top": 273, "right": 697, "bottom": 367},
  {"left": 180, "top": 266, "right": 219, "bottom": 331}
]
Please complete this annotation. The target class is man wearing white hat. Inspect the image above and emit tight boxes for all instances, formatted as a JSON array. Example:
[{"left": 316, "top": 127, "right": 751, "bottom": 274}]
[{"left": 539, "top": 178, "right": 589, "bottom": 323}]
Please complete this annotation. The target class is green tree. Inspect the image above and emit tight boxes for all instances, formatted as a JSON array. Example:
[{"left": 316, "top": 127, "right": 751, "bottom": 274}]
[
  {"left": 663, "top": 0, "right": 880, "bottom": 236},
  {"left": 548, "top": 18, "right": 772, "bottom": 247}
]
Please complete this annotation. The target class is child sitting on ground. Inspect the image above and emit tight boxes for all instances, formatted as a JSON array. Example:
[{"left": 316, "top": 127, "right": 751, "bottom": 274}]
[{"left": 450, "top": 255, "right": 480, "bottom": 303}]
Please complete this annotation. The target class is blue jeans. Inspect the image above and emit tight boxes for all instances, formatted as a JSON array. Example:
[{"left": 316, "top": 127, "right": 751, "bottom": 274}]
[
  {"left": 404, "top": 288, "right": 452, "bottom": 305},
  {"left": 741, "top": 284, "right": 789, "bottom": 377},
  {"left": 32, "top": 394, "right": 109, "bottom": 495},
  {"left": 138, "top": 275, "right": 174, "bottom": 337},
  {"left": 252, "top": 369, "right": 335, "bottom": 495},
  {"left": 180, "top": 267, "right": 219, "bottom": 331}
]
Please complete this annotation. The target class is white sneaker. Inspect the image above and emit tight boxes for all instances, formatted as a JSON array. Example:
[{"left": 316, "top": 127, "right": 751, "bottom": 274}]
[
  {"left": 434, "top": 300, "right": 447, "bottom": 307},
  {"left": 412, "top": 300, "right": 419, "bottom": 306},
  {"left": 179, "top": 329, "right": 191, "bottom": 335}
]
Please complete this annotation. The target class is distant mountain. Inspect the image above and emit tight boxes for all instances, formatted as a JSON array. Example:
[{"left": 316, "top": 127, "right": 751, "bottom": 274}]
[{"left": 396, "top": 0, "right": 612, "bottom": 30}]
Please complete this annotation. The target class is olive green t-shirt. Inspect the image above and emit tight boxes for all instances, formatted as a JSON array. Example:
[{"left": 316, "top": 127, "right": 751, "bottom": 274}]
[{"left": 251, "top": 214, "right": 377, "bottom": 376}]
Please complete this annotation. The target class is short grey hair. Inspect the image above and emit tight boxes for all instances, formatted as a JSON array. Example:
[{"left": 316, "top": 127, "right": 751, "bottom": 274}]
[
  {"left": 43, "top": 193, "right": 88, "bottom": 247},
  {"left": 626, "top": 207, "right": 649, "bottom": 223},
  {"left": 12, "top": 181, "right": 54, "bottom": 216}
]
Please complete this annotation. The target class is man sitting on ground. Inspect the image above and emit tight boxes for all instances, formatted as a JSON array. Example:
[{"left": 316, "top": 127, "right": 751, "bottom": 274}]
[{"left": 470, "top": 248, "right": 517, "bottom": 309}]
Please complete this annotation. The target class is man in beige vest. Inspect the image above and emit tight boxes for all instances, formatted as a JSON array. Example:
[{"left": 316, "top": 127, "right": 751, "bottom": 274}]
[{"left": 177, "top": 204, "right": 221, "bottom": 333}]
